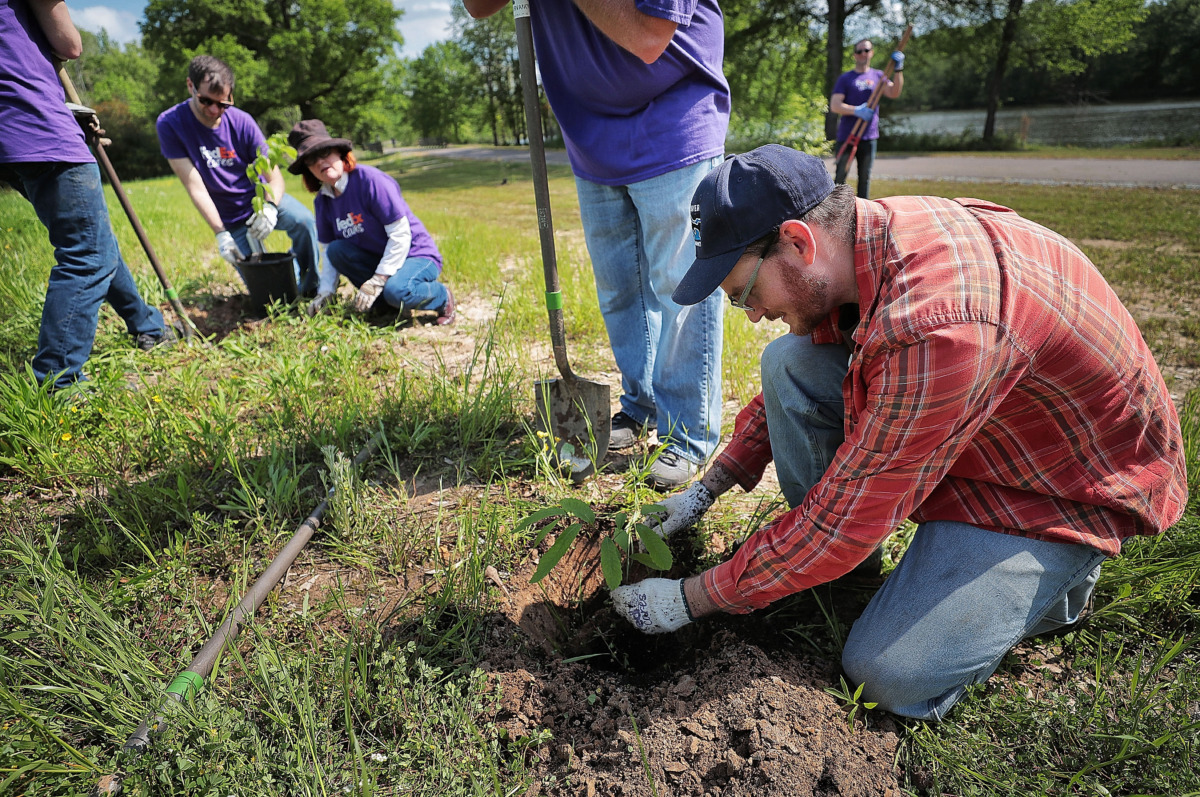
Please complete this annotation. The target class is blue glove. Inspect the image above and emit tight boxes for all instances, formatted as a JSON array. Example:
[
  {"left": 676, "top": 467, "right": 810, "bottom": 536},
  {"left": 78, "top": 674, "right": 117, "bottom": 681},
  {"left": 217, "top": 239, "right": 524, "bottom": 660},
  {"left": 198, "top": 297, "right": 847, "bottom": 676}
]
[
  {"left": 891, "top": 51, "right": 905, "bottom": 71},
  {"left": 853, "top": 103, "right": 875, "bottom": 122}
]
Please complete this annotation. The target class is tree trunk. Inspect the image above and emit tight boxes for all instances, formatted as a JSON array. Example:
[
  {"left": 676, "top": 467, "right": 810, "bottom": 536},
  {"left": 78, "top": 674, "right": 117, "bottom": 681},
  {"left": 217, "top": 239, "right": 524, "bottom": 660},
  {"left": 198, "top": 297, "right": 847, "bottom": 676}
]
[
  {"left": 984, "top": 0, "right": 1024, "bottom": 142},
  {"left": 825, "top": 0, "right": 845, "bottom": 140}
]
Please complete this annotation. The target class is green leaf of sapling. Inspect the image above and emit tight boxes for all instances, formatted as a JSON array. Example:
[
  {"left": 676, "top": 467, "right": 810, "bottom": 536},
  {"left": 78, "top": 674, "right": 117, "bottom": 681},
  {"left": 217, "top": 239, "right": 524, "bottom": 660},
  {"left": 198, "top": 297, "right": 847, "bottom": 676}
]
[
  {"left": 559, "top": 497, "right": 596, "bottom": 524},
  {"left": 600, "top": 538, "right": 623, "bottom": 590},
  {"left": 530, "top": 523, "right": 581, "bottom": 584},
  {"left": 634, "top": 523, "right": 673, "bottom": 570}
]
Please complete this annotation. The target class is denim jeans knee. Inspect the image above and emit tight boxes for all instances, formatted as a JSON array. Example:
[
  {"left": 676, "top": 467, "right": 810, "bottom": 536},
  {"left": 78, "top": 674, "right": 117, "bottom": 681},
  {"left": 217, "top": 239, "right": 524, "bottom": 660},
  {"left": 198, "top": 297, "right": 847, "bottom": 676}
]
[
  {"left": 760, "top": 334, "right": 850, "bottom": 506},
  {"left": 842, "top": 520, "right": 1107, "bottom": 721}
]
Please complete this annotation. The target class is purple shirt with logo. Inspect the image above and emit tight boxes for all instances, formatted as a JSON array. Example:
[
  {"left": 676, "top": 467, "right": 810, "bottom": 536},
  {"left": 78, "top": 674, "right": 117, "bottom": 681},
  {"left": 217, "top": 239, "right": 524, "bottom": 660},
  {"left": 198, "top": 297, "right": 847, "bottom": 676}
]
[
  {"left": 314, "top": 164, "right": 441, "bottom": 267},
  {"left": 833, "top": 68, "right": 885, "bottom": 142},
  {"left": 156, "top": 100, "right": 266, "bottom": 225},
  {"left": 530, "top": 0, "right": 729, "bottom": 186},
  {"left": 0, "top": 0, "right": 91, "bottom": 164}
]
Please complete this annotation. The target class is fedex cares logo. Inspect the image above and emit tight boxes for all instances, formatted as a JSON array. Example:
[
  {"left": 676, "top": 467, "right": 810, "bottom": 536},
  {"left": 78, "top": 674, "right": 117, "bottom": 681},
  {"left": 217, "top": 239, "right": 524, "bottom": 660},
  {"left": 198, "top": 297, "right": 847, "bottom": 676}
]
[
  {"left": 199, "top": 145, "right": 239, "bottom": 168},
  {"left": 336, "top": 212, "right": 365, "bottom": 238}
]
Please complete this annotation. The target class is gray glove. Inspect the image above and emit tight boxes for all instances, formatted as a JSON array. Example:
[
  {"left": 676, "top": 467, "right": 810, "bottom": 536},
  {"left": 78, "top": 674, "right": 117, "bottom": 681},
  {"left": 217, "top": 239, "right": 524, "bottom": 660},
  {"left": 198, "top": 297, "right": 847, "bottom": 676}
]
[
  {"left": 649, "top": 482, "right": 715, "bottom": 539},
  {"left": 612, "top": 578, "right": 693, "bottom": 634},
  {"left": 351, "top": 273, "right": 389, "bottom": 313},
  {"left": 306, "top": 291, "right": 334, "bottom": 317},
  {"left": 215, "top": 230, "right": 243, "bottom": 264},
  {"left": 246, "top": 201, "right": 279, "bottom": 242}
]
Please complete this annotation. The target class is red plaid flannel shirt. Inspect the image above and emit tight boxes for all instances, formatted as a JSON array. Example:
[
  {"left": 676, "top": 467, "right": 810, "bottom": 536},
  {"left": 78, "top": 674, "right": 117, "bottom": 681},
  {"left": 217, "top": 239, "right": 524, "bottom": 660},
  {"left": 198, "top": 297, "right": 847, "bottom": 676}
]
[{"left": 702, "top": 196, "right": 1187, "bottom": 613}]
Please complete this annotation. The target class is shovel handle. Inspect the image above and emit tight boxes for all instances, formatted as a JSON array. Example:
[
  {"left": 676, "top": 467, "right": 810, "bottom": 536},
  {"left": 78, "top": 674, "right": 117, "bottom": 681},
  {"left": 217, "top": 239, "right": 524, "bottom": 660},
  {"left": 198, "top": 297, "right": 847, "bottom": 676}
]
[{"left": 514, "top": 0, "right": 576, "bottom": 383}]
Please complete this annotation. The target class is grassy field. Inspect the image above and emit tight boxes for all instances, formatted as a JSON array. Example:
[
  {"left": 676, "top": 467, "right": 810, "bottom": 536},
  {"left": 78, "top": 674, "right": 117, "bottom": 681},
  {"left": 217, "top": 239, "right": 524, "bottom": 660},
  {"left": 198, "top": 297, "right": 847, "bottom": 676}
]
[{"left": 1, "top": 155, "right": 1198, "bottom": 796}]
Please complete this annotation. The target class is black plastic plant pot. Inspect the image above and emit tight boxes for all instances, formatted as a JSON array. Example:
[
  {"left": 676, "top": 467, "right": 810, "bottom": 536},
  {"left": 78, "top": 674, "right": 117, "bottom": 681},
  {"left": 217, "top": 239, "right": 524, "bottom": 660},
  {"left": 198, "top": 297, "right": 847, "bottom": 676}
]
[{"left": 242, "top": 252, "right": 298, "bottom": 316}]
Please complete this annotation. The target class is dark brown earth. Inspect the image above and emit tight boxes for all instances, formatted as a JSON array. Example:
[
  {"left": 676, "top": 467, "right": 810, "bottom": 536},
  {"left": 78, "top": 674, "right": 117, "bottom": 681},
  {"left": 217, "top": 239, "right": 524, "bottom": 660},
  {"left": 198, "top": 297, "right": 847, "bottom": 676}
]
[{"left": 476, "top": 531, "right": 903, "bottom": 797}]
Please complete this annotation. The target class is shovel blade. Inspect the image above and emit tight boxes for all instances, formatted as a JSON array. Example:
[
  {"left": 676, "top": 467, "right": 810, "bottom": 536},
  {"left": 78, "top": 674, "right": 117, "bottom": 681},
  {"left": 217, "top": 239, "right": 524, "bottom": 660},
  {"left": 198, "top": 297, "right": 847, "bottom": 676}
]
[{"left": 534, "top": 377, "right": 611, "bottom": 479}]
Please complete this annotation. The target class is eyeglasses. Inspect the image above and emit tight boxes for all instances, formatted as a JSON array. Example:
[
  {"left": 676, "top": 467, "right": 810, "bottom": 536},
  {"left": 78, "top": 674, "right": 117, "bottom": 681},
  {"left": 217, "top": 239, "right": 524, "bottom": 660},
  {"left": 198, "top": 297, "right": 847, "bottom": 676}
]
[
  {"left": 193, "top": 91, "right": 234, "bottom": 110},
  {"left": 728, "top": 255, "right": 765, "bottom": 311},
  {"left": 854, "top": 47, "right": 873, "bottom": 54}
]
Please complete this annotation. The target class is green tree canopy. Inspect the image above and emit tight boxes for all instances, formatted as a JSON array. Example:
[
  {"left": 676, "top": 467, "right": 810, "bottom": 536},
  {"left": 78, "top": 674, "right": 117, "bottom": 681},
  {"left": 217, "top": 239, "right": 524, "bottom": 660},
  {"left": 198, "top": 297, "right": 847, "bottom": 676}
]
[{"left": 141, "top": 0, "right": 404, "bottom": 136}]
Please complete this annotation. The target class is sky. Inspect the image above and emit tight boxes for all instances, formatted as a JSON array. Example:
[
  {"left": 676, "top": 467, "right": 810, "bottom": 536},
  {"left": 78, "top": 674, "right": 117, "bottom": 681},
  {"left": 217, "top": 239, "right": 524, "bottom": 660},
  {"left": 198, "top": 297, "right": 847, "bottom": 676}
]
[{"left": 72, "top": 0, "right": 455, "bottom": 59}]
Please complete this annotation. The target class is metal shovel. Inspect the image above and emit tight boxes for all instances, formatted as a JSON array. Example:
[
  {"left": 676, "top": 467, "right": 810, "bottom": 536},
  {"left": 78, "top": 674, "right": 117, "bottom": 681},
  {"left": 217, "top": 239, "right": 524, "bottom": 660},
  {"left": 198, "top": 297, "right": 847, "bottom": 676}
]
[{"left": 513, "top": 0, "right": 610, "bottom": 480}]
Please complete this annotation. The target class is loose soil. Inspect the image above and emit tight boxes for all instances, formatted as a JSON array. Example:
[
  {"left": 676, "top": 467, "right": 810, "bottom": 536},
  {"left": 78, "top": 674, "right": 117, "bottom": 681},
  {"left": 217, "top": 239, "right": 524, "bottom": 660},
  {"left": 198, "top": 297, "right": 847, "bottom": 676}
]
[{"left": 475, "top": 531, "right": 903, "bottom": 797}]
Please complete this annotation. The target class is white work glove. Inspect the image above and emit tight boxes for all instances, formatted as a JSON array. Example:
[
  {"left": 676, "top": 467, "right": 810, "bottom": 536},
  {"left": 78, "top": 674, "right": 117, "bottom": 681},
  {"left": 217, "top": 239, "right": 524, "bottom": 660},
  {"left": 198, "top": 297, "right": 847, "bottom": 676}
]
[
  {"left": 306, "top": 291, "right": 335, "bottom": 318},
  {"left": 246, "top": 201, "right": 279, "bottom": 242},
  {"left": 648, "top": 482, "right": 715, "bottom": 540},
  {"left": 351, "top": 273, "right": 389, "bottom": 313},
  {"left": 215, "top": 230, "right": 244, "bottom": 264},
  {"left": 611, "top": 578, "right": 693, "bottom": 635},
  {"left": 853, "top": 103, "right": 875, "bottom": 121}
]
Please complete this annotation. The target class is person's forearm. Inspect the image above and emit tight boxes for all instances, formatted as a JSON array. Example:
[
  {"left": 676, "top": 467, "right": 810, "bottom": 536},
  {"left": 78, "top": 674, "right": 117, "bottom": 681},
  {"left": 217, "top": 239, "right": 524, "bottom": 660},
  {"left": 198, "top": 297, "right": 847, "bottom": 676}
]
[
  {"left": 571, "top": 0, "right": 677, "bottom": 63},
  {"left": 700, "top": 462, "right": 737, "bottom": 499},
  {"left": 683, "top": 574, "right": 718, "bottom": 618},
  {"left": 30, "top": 0, "right": 81, "bottom": 60},
  {"left": 830, "top": 94, "right": 857, "bottom": 117},
  {"left": 462, "top": 0, "right": 510, "bottom": 19},
  {"left": 884, "top": 72, "right": 903, "bottom": 100},
  {"left": 265, "top": 166, "right": 286, "bottom": 205}
]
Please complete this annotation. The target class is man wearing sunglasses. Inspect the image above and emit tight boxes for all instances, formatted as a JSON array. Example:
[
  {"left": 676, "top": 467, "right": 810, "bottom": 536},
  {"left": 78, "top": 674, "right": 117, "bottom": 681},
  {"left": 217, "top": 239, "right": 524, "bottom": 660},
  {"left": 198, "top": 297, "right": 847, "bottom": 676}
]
[
  {"left": 829, "top": 38, "right": 905, "bottom": 199},
  {"left": 610, "top": 145, "right": 1185, "bottom": 722},
  {"left": 156, "top": 55, "right": 319, "bottom": 296}
]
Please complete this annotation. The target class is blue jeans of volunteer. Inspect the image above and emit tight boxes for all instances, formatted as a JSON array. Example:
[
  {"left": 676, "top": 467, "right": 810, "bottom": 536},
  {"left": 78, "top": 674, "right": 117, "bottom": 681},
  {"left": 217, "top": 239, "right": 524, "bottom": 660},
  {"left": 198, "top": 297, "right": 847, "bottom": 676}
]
[
  {"left": 575, "top": 155, "right": 725, "bottom": 466},
  {"left": 325, "top": 240, "right": 448, "bottom": 314},
  {"left": 0, "top": 160, "right": 166, "bottom": 389},
  {"left": 834, "top": 138, "right": 877, "bottom": 199},
  {"left": 225, "top": 193, "right": 320, "bottom": 296},
  {"left": 759, "top": 333, "right": 1107, "bottom": 721}
]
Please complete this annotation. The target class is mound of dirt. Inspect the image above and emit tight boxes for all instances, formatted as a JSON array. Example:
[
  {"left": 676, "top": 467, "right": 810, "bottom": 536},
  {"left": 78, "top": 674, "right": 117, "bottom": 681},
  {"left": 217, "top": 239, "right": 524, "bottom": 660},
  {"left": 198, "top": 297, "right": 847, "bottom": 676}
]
[{"left": 478, "top": 530, "right": 902, "bottom": 796}]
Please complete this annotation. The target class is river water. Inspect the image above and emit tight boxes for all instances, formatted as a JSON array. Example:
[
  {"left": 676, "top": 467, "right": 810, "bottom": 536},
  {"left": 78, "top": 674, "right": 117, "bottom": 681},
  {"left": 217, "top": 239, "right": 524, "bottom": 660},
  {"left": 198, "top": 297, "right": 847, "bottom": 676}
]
[{"left": 887, "top": 99, "right": 1200, "bottom": 146}]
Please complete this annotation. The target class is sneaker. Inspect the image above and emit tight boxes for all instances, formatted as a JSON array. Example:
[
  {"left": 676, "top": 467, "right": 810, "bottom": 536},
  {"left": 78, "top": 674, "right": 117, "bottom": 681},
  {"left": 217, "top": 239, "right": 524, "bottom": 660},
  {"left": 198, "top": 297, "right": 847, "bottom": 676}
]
[
  {"left": 646, "top": 448, "right": 699, "bottom": 490},
  {"left": 609, "top": 411, "right": 651, "bottom": 450},
  {"left": 134, "top": 322, "right": 181, "bottom": 351},
  {"left": 436, "top": 286, "right": 456, "bottom": 326}
]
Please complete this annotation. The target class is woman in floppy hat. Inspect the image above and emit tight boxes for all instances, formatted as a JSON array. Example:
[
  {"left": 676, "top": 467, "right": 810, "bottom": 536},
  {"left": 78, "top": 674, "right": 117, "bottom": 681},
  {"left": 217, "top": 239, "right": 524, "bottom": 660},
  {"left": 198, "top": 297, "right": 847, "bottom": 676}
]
[{"left": 289, "top": 119, "right": 455, "bottom": 323}]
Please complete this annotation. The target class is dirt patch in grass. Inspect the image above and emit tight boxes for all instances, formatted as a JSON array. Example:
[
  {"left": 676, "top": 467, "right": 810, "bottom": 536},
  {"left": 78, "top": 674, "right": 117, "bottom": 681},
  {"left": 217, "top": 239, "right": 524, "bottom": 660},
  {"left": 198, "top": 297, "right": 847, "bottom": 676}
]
[{"left": 477, "top": 531, "right": 902, "bottom": 796}]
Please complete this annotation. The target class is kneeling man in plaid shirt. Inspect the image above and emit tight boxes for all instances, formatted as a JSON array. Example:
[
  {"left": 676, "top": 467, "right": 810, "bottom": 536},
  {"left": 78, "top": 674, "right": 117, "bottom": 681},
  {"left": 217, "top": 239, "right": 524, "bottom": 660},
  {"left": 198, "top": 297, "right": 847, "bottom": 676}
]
[{"left": 612, "top": 144, "right": 1187, "bottom": 721}]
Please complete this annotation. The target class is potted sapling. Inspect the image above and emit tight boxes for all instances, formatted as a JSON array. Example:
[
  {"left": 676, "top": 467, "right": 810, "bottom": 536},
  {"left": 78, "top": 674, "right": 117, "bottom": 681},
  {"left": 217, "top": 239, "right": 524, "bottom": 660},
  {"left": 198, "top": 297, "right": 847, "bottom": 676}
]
[{"left": 241, "top": 131, "right": 300, "bottom": 314}]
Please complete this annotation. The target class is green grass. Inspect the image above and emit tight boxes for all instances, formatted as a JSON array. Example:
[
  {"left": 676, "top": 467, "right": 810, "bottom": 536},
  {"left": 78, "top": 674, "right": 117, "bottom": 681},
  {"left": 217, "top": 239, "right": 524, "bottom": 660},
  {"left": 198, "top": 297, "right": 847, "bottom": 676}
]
[{"left": 2, "top": 156, "right": 1198, "bottom": 795}]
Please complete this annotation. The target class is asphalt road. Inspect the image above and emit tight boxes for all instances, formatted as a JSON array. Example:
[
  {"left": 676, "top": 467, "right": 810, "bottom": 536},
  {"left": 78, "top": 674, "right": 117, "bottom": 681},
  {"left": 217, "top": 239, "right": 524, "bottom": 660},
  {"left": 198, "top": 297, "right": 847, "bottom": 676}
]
[{"left": 392, "top": 145, "right": 1200, "bottom": 190}]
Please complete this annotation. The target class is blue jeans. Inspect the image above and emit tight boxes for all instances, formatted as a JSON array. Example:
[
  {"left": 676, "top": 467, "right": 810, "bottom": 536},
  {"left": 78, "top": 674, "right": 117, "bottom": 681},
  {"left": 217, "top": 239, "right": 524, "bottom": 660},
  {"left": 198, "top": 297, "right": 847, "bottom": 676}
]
[
  {"left": 834, "top": 138, "right": 877, "bottom": 199},
  {"left": 760, "top": 333, "right": 1106, "bottom": 720},
  {"left": 226, "top": 193, "right": 320, "bottom": 296},
  {"left": 325, "top": 240, "right": 448, "bottom": 313},
  {"left": 1, "top": 161, "right": 165, "bottom": 388},
  {"left": 575, "top": 156, "right": 725, "bottom": 465}
]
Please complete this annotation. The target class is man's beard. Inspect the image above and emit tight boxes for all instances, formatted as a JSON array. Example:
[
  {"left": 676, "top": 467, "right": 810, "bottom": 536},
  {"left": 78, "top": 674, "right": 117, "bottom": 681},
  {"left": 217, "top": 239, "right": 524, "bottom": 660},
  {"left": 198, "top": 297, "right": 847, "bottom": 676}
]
[{"left": 777, "top": 268, "right": 831, "bottom": 336}]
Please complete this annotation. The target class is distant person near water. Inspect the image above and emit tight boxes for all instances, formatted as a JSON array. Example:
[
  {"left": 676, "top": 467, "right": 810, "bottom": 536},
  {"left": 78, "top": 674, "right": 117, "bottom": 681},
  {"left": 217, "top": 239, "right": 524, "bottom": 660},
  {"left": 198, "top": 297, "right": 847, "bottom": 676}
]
[{"left": 830, "top": 38, "right": 906, "bottom": 199}]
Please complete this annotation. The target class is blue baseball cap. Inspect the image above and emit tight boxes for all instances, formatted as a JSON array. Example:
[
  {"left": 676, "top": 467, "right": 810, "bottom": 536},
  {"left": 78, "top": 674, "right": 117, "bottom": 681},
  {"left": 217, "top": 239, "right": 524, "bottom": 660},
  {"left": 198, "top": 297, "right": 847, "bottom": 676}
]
[{"left": 673, "top": 145, "right": 834, "bottom": 306}]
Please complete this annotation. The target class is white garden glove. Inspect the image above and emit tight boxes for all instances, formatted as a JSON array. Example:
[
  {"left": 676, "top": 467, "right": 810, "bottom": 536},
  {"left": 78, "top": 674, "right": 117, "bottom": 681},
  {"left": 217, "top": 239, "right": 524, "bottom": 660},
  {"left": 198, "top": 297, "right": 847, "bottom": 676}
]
[
  {"left": 612, "top": 578, "right": 693, "bottom": 635},
  {"left": 351, "top": 273, "right": 389, "bottom": 313},
  {"left": 215, "top": 230, "right": 244, "bottom": 264},
  {"left": 246, "top": 201, "right": 279, "bottom": 242},
  {"left": 306, "top": 291, "right": 335, "bottom": 318},
  {"left": 648, "top": 482, "right": 715, "bottom": 539}
]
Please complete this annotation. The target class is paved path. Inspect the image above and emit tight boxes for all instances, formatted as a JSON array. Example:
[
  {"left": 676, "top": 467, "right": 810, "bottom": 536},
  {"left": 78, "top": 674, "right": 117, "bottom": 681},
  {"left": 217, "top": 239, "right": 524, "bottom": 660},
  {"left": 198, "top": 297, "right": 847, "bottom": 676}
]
[{"left": 391, "top": 145, "right": 1200, "bottom": 189}]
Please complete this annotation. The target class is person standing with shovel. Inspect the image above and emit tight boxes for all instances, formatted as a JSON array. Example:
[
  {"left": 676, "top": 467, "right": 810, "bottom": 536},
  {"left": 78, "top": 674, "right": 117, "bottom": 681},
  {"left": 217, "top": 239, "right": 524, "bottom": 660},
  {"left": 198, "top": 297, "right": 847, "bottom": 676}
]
[
  {"left": 462, "top": 0, "right": 730, "bottom": 489},
  {"left": 830, "top": 38, "right": 906, "bottom": 199},
  {"left": 0, "top": 0, "right": 176, "bottom": 392}
]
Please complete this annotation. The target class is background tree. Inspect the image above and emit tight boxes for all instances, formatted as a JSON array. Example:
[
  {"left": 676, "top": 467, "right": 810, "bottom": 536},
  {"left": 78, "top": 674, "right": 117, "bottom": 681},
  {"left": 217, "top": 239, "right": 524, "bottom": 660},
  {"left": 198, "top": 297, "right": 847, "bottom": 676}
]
[
  {"left": 404, "top": 41, "right": 478, "bottom": 144},
  {"left": 449, "top": 5, "right": 525, "bottom": 146},
  {"left": 141, "top": 0, "right": 404, "bottom": 137}
]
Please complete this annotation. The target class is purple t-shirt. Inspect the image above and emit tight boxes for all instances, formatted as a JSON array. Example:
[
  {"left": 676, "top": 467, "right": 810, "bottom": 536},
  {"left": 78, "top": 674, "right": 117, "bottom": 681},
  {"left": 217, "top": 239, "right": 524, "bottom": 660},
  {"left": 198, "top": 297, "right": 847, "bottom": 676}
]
[
  {"left": 314, "top": 164, "right": 441, "bottom": 267},
  {"left": 0, "top": 0, "right": 91, "bottom": 164},
  {"left": 833, "top": 68, "right": 886, "bottom": 142},
  {"left": 530, "top": 0, "right": 729, "bottom": 186},
  {"left": 156, "top": 101, "right": 266, "bottom": 225}
]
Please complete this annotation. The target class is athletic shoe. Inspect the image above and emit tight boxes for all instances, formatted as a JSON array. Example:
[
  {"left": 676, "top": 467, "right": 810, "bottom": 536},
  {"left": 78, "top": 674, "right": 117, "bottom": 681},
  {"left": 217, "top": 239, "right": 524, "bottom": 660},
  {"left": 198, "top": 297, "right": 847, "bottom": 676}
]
[
  {"left": 609, "top": 411, "right": 651, "bottom": 450},
  {"left": 436, "top": 286, "right": 456, "bottom": 325},
  {"left": 646, "top": 448, "right": 699, "bottom": 489},
  {"left": 134, "top": 322, "right": 181, "bottom": 351}
]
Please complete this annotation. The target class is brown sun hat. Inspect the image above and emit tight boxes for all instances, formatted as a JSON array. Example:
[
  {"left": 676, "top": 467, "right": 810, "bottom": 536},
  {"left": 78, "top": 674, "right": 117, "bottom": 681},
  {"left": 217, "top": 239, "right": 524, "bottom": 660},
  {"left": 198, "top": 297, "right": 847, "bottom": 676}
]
[{"left": 287, "top": 119, "right": 353, "bottom": 175}]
